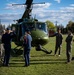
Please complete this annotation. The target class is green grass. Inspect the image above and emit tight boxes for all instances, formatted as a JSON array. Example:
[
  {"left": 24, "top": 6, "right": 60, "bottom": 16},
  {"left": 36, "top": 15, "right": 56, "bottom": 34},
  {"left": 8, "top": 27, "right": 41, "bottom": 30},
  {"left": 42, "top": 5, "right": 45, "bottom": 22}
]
[{"left": 0, "top": 35, "right": 74, "bottom": 75}]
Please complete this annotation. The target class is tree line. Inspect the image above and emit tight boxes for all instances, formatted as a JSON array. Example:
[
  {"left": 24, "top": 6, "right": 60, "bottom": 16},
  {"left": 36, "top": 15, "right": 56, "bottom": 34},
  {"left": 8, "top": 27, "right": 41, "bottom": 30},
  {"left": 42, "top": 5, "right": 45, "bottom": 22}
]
[{"left": 46, "top": 20, "right": 74, "bottom": 34}]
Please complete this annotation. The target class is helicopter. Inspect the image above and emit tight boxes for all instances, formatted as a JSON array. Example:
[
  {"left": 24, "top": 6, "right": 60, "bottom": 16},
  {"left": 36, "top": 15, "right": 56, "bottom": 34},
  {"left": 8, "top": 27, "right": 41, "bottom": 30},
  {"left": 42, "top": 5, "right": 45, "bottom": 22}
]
[{"left": 11, "top": 0, "right": 52, "bottom": 55}]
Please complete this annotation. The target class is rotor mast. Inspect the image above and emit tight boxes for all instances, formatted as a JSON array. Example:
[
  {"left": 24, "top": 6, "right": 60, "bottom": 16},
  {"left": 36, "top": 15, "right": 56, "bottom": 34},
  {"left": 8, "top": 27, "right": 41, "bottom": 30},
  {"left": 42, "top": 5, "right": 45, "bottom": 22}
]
[
  {"left": 22, "top": 0, "right": 33, "bottom": 19},
  {"left": 12, "top": 0, "right": 45, "bottom": 23}
]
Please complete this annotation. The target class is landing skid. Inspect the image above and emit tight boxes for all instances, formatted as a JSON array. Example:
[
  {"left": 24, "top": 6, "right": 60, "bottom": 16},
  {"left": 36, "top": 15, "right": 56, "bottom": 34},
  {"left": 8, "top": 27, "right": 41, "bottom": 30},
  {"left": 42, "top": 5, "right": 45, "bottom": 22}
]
[
  {"left": 36, "top": 45, "right": 52, "bottom": 54},
  {"left": 11, "top": 46, "right": 23, "bottom": 56},
  {"left": 12, "top": 45, "right": 23, "bottom": 54},
  {"left": 72, "top": 57, "right": 74, "bottom": 60}
]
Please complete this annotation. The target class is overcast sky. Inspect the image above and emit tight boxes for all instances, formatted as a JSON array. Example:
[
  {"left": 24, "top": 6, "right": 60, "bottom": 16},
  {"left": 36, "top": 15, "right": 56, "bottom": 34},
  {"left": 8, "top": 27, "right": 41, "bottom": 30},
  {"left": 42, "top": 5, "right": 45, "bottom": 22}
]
[{"left": 0, "top": 0, "right": 74, "bottom": 27}]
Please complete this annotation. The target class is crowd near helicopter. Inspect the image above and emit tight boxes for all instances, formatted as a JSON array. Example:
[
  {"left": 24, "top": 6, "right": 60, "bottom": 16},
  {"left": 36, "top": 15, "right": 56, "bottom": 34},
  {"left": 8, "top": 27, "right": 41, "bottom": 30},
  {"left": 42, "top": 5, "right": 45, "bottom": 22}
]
[{"left": 11, "top": 0, "right": 52, "bottom": 55}]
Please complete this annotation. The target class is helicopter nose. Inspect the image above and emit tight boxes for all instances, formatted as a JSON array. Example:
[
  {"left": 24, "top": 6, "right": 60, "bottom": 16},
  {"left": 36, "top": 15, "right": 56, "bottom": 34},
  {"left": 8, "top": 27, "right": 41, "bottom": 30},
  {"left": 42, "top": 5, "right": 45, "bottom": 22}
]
[
  {"left": 31, "top": 29, "right": 49, "bottom": 46},
  {"left": 37, "top": 36, "right": 49, "bottom": 45}
]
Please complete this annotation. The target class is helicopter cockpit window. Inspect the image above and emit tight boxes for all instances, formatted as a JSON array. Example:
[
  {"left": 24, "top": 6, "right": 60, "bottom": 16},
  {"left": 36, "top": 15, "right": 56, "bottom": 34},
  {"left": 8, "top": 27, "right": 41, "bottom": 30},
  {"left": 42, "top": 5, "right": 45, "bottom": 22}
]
[
  {"left": 36, "top": 23, "right": 47, "bottom": 33},
  {"left": 22, "top": 23, "right": 35, "bottom": 35},
  {"left": 38, "top": 25, "right": 42, "bottom": 29},
  {"left": 29, "top": 24, "right": 35, "bottom": 30}
]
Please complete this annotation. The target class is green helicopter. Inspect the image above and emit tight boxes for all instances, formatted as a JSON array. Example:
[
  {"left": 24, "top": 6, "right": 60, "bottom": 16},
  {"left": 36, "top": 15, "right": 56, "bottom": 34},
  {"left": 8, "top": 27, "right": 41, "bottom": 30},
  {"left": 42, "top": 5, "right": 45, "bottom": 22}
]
[{"left": 11, "top": 0, "right": 52, "bottom": 56}]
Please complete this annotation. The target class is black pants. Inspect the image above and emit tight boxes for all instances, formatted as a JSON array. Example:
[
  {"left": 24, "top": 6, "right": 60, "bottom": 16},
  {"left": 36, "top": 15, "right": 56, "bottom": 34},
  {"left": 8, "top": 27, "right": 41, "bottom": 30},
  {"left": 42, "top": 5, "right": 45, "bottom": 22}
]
[
  {"left": 3, "top": 44, "right": 11, "bottom": 66},
  {"left": 55, "top": 44, "right": 62, "bottom": 55},
  {"left": 66, "top": 43, "right": 72, "bottom": 62}
]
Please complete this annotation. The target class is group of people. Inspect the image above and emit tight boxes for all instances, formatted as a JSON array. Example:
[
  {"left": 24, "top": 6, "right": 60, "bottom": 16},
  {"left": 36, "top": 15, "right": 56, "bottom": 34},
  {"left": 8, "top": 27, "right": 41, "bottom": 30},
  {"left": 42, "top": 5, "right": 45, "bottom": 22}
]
[
  {"left": 0, "top": 28, "right": 32, "bottom": 67},
  {"left": 0, "top": 27, "right": 74, "bottom": 67},
  {"left": 51, "top": 28, "right": 74, "bottom": 64}
]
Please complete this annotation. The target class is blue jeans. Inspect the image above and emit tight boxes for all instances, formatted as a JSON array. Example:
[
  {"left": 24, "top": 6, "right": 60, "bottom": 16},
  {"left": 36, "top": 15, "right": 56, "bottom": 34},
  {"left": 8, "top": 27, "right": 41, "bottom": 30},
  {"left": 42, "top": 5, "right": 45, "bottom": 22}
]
[{"left": 24, "top": 48, "right": 30, "bottom": 66}]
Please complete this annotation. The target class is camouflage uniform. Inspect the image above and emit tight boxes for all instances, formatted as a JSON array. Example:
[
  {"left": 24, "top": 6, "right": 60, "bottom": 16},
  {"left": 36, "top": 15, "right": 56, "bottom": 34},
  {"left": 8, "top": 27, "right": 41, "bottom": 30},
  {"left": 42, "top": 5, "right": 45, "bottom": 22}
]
[{"left": 65, "top": 33, "right": 73, "bottom": 63}]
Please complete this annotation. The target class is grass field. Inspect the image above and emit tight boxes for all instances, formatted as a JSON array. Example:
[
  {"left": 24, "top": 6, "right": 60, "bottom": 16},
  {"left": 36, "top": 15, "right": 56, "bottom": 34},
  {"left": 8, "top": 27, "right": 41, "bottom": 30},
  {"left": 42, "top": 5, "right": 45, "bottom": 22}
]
[{"left": 0, "top": 35, "right": 74, "bottom": 75}]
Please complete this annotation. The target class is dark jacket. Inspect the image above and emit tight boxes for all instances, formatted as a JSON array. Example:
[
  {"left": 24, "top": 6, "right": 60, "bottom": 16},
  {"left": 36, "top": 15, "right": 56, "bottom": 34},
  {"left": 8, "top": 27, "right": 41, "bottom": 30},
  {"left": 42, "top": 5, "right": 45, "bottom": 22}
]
[
  {"left": 2, "top": 32, "right": 16, "bottom": 44},
  {"left": 50, "top": 32, "right": 63, "bottom": 45},
  {"left": 66, "top": 34, "right": 73, "bottom": 44}
]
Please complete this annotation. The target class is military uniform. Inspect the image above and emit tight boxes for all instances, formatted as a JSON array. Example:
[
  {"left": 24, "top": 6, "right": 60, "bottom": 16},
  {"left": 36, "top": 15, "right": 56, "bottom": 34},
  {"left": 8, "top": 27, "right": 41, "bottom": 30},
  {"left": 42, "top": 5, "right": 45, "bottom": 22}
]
[
  {"left": 23, "top": 32, "right": 32, "bottom": 67},
  {"left": 65, "top": 33, "right": 73, "bottom": 63},
  {"left": 54, "top": 32, "right": 63, "bottom": 56},
  {"left": 2, "top": 29, "right": 16, "bottom": 66}
]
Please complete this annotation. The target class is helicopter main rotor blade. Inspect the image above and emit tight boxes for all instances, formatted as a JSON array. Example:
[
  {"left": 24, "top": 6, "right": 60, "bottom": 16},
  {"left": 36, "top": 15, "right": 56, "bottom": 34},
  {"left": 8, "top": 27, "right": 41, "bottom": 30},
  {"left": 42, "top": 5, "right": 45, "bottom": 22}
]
[
  {"left": 12, "top": 2, "right": 45, "bottom": 6},
  {"left": 32, "top": 2, "right": 45, "bottom": 4},
  {"left": 12, "top": 4, "right": 26, "bottom": 6}
]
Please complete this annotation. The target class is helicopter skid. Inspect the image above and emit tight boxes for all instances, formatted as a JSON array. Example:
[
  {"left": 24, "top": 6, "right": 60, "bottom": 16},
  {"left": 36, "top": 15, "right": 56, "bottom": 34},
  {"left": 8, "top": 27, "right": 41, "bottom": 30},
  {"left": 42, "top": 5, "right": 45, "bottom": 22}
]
[{"left": 36, "top": 44, "right": 52, "bottom": 54}]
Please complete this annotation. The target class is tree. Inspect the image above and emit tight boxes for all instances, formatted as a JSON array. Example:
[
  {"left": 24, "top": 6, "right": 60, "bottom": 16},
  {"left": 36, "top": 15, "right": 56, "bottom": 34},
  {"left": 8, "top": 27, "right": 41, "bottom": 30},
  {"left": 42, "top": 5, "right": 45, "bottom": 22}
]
[
  {"left": 46, "top": 20, "right": 56, "bottom": 30},
  {"left": 46, "top": 20, "right": 56, "bottom": 36},
  {"left": 66, "top": 21, "right": 74, "bottom": 33},
  {"left": 67, "top": 21, "right": 73, "bottom": 27}
]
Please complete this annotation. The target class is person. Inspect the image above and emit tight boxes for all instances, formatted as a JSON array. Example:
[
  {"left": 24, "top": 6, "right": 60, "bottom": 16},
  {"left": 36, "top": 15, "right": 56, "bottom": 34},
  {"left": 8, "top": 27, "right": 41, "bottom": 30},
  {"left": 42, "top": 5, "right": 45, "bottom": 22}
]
[
  {"left": 0, "top": 30, "right": 6, "bottom": 62},
  {"left": 2, "top": 28, "right": 16, "bottom": 66},
  {"left": 50, "top": 28, "right": 63, "bottom": 56},
  {"left": 23, "top": 30, "right": 32, "bottom": 67},
  {"left": 65, "top": 29, "right": 73, "bottom": 63}
]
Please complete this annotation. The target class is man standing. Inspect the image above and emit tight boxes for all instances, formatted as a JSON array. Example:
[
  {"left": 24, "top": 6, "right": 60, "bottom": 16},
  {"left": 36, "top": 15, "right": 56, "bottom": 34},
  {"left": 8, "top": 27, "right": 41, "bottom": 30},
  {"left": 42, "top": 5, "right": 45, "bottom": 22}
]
[
  {"left": 54, "top": 29, "right": 63, "bottom": 56},
  {"left": 2, "top": 28, "right": 16, "bottom": 66},
  {"left": 65, "top": 29, "right": 73, "bottom": 63},
  {"left": 23, "top": 30, "right": 32, "bottom": 67},
  {"left": 50, "top": 28, "right": 63, "bottom": 56}
]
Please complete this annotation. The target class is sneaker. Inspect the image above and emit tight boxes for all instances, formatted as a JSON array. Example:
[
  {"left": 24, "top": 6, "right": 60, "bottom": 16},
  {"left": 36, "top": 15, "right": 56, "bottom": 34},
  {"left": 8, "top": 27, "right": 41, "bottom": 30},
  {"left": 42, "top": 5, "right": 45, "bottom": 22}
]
[
  {"left": 5, "top": 64, "right": 9, "bottom": 67},
  {"left": 66, "top": 62, "right": 71, "bottom": 64},
  {"left": 58, "top": 55, "right": 60, "bottom": 56},
  {"left": 23, "top": 64, "right": 30, "bottom": 67}
]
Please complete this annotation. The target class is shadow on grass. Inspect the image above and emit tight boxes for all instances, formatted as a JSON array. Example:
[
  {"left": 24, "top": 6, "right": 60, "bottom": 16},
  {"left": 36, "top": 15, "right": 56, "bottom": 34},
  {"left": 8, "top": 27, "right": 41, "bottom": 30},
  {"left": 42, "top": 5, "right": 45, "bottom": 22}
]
[
  {"left": 0, "top": 61, "right": 66, "bottom": 67},
  {"left": 31, "top": 59, "right": 66, "bottom": 62},
  {"left": 6, "top": 59, "right": 66, "bottom": 67},
  {"left": 31, "top": 54, "right": 54, "bottom": 57},
  {"left": 30, "top": 61, "right": 66, "bottom": 65},
  {"left": 12, "top": 58, "right": 66, "bottom": 62}
]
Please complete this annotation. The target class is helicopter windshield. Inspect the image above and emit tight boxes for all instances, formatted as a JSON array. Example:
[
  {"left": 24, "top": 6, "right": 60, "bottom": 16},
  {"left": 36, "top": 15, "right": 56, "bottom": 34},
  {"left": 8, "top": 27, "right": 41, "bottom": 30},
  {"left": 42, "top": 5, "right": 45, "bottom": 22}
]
[
  {"left": 21, "top": 22, "right": 48, "bottom": 35},
  {"left": 36, "top": 23, "right": 47, "bottom": 32}
]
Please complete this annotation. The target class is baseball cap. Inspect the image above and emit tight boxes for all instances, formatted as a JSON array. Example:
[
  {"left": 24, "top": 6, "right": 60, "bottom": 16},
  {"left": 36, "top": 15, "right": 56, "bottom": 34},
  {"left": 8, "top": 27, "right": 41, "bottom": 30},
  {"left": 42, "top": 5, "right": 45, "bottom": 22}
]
[{"left": 6, "top": 28, "right": 11, "bottom": 30}]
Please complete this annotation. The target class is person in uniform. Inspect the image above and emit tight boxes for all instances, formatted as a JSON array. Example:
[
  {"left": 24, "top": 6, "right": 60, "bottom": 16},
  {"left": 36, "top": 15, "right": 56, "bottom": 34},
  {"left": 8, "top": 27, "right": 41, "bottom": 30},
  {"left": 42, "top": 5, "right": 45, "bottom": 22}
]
[
  {"left": 50, "top": 28, "right": 63, "bottom": 56},
  {"left": 0, "top": 30, "right": 3, "bottom": 63},
  {"left": 2, "top": 28, "right": 16, "bottom": 66},
  {"left": 23, "top": 30, "right": 32, "bottom": 67},
  {"left": 0, "top": 30, "right": 5, "bottom": 62},
  {"left": 65, "top": 29, "right": 73, "bottom": 63}
]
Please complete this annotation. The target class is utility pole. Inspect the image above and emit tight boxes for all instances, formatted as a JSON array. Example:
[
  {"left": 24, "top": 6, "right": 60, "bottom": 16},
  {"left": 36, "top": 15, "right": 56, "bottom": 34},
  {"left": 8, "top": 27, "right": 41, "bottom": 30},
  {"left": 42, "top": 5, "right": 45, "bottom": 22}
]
[
  {"left": 55, "top": 21, "right": 58, "bottom": 27},
  {"left": 55, "top": 21, "right": 58, "bottom": 31}
]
